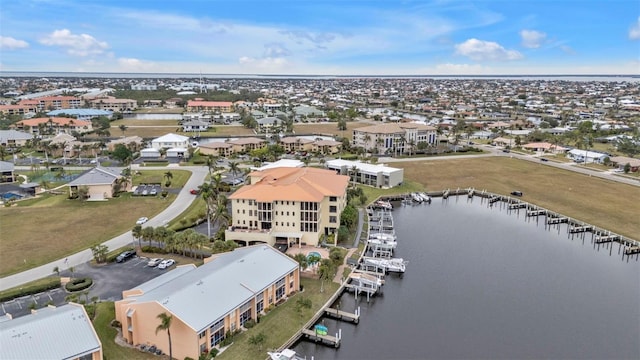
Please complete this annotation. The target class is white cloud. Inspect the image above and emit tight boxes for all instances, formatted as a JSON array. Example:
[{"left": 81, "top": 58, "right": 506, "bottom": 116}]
[
  {"left": 520, "top": 29, "right": 546, "bottom": 48},
  {"left": 0, "top": 36, "right": 29, "bottom": 50},
  {"left": 630, "top": 17, "right": 640, "bottom": 40},
  {"left": 454, "top": 38, "right": 523, "bottom": 61},
  {"left": 40, "top": 29, "right": 108, "bottom": 56}
]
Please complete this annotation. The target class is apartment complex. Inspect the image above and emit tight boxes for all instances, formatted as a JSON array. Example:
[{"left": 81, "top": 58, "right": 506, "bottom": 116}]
[
  {"left": 225, "top": 167, "right": 349, "bottom": 247},
  {"left": 353, "top": 123, "right": 437, "bottom": 155},
  {"left": 326, "top": 159, "right": 404, "bottom": 188},
  {"left": 114, "top": 245, "right": 299, "bottom": 360},
  {"left": 14, "top": 117, "right": 93, "bottom": 135},
  {"left": 0, "top": 303, "right": 103, "bottom": 360},
  {"left": 186, "top": 100, "right": 234, "bottom": 113}
]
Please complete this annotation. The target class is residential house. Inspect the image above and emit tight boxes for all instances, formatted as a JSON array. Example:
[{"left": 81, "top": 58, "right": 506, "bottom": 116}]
[
  {"left": 225, "top": 167, "right": 349, "bottom": 247},
  {"left": 67, "top": 166, "right": 130, "bottom": 200},
  {"left": 151, "top": 133, "right": 190, "bottom": 150},
  {"left": 325, "top": 159, "right": 404, "bottom": 188},
  {"left": 567, "top": 149, "right": 608, "bottom": 164},
  {"left": 0, "top": 130, "right": 33, "bottom": 147},
  {"left": 0, "top": 161, "right": 16, "bottom": 183},
  {"left": 522, "top": 142, "right": 568, "bottom": 154},
  {"left": 0, "top": 303, "right": 103, "bottom": 360},
  {"left": 352, "top": 123, "right": 437, "bottom": 155},
  {"left": 114, "top": 245, "right": 299, "bottom": 360}
]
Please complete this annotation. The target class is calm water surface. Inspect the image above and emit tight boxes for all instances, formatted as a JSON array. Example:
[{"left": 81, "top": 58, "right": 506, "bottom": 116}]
[{"left": 295, "top": 198, "right": 640, "bottom": 360}]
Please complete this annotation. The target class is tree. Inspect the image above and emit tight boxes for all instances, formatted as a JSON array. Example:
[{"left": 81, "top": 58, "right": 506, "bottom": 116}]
[
  {"left": 248, "top": 332, "right": 266, "bottom": 350},
  {"left": 90, "top": 244, "right": 109, "bottom": 263},
  {"left": 156, "top": 313, "right": 173, "bottom": 360},
  {"left": 164, "top": 171, "right": 173, "bottom": 187},
  {"left": 112, "top": 144, "right": 132, "bottom": 163}
]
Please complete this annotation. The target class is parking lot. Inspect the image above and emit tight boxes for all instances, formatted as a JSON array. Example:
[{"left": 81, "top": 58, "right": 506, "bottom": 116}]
[
  {"left": 0, "top": 255, "right": 172, "bottom": 318},
  {"left": 133, "top": 183, "right": 161, "bottom": 196}
]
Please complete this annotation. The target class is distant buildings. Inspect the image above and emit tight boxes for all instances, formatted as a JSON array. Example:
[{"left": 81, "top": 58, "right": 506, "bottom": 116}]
[
  {"left": 225, "top": 167, "right": 349, "bottom": 247},
  {"left": 325, "top": 159, "right": 404, "bottom": 188},
  {"left": 114, "top": 245, "right": 299, "bottom": 360},
  {"left": 353, "top": 123, "right": 437, "bottom": 155}
]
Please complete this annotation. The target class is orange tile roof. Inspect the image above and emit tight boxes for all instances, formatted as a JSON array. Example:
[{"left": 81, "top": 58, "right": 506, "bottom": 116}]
[
  {"left": 16, "top": 117, "right": 91, "bottom": 127},
  {"left": 230, "top": 167, "right": 348, "bottom": 202}
]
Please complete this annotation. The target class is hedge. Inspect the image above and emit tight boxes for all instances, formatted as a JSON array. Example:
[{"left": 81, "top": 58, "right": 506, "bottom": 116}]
[
  {"left": 0, "top": 278, "right": 60, "bottom": 302},
  {"left": 65, "top": 278, "right": 93, "bottom": 292}
]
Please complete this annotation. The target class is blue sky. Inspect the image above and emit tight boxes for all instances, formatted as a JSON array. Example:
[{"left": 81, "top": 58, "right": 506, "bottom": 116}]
[{"left": 1, "top": 0, "right": 639, "bottom": 75}]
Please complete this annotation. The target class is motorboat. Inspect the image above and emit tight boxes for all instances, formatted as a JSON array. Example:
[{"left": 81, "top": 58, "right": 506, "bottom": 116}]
[
  {"left": 419, "top": 192, "right": 432, "bottom": 203},
  {"left": 268, "top": 349, "right": 307, "bottom": 360}
]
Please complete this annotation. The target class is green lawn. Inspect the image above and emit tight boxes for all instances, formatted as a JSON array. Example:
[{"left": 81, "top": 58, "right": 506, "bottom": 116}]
[
  {"left": 218, "top": 277, "right": 340, "bottom": 360},
  {"left": 0, "top": 181, "right": 185, "bottom": 277}
]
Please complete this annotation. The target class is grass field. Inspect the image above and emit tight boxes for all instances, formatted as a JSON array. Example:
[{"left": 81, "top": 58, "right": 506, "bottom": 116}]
[
  {"left": 0, "top": 170, "right": 190, "bottom": 277},
  {"left": 395, "top": 157, "right": 640, "bottom": 239},
  {"left": 217, "top": 277, "right": 340, "bottom": 360}
]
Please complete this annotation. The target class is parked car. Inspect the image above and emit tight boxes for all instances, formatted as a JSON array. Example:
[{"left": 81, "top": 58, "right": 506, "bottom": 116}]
[
  {"left": 147, "top": 258, "right": 163, "bottom": 267},
  {"left": 116, "top": 251, "right": 135, "bottom": 263},
  {"left": 510, "top": 191, "right": 523, "bottom": 197},
  {"left": 157, "top": 259, "right": 175, "bottom": 269},
  {"left": 136, "top": 217, "right": 149, "bottom": 225}
]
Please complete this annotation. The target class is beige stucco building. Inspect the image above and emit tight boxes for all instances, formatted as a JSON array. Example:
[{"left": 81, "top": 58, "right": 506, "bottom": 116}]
[
  {"left": 114, "top": 245, "right": 299, "bottom": 360},
  {"left": 225, "top": 167, "right": 349, "bottom": 248}
]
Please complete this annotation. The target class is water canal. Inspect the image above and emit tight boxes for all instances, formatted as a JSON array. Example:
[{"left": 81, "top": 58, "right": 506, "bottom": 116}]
[{"left": 294, "top": 197, "right": 640, "bottom": 359}]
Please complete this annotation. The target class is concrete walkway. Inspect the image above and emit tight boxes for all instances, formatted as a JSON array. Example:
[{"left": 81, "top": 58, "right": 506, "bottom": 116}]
[{"left": 0, "top": 165, "right": 208, "bottom": 291}]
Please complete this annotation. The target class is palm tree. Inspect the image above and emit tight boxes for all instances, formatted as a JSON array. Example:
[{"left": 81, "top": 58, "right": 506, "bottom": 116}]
[
  {"left": 228, "top": 161, "right": 240, "bottom": 180},
  {"left": 164, "top": 171, "right": 173, "bottom": 187},
  {"left": 155, "top": 313, "right": 173, "bottom": 360}
]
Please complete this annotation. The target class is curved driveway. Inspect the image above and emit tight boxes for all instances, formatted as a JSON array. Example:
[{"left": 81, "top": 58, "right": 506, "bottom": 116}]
[{"left": 0, "top": 165, "right": 208, "bottom": 291}]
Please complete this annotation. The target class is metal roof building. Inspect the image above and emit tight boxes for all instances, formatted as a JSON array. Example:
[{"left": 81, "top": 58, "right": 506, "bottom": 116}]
[{"left": 0, "top": 303, "right": 102, "bottom": 360}]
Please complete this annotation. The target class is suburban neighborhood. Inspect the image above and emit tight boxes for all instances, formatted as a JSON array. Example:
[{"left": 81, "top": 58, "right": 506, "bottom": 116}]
[{"left": 0, "top": 75, "right": 639, "bottom": 360}]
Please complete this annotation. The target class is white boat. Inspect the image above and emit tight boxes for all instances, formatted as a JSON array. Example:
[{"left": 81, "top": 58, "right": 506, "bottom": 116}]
[
  {"left": 363, "top": 257, "right": 407, "bottom": 273},
  {"left": 369, "top": 232, "right": 397, "bottom": 242},
  {"left": 368, "top": 238, "right": 398, "bottom": 249},
  {"left": 372, "top": 200, "right": 393, "bottom": 210},
  {"left": 411, "top": 192, "right": 423, "bottom": 203},
  {"left": 419, "top": 192, "right": 432, "bottom": 203},
  {"left": 268, "top": 349, "right": 307, "bottom": 360}
]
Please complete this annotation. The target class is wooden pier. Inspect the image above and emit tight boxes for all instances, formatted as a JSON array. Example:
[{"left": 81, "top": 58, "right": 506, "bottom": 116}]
[
  {"left": 594, "top": 235, "right": 620, "bottom": 243},
  {"left": 547, "top": 217, "right": 569, "bottom": 224},
  {"left": 301, "top": 328, "right": 342, "bottom": 348},
  {"left": 526, "top": 209, "right": 546, "bottom": 216},
  {"left": 569, "top": 225, "right": 593, "bottom": 233},
  {"left": 324, "top": 306, "right": 360, "bottom": 324}
]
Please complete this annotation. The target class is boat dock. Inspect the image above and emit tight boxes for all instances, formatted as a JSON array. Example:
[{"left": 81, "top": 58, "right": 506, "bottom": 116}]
[
  {"left": 301, "top": 328, "right": 342, "bottom": 348},
  {"left": 324, "top": 306, "right": 360, "bottom": 324}
]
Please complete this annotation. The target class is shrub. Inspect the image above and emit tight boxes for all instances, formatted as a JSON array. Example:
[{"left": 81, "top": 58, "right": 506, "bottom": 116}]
[
  {"left": 243, "top": 319, "right": 256, "bottom": 329},
  {"left": 0, "top": 278, "right": 60, "bottom": 302},
  {"left": 65, "top": 278, "right": 93, "bottom": 292}
]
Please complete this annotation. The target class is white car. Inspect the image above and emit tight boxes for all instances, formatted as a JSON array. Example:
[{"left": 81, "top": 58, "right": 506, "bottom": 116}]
[
  {"left": 136, "top": 217, "right": 149, "bottom": 225},
  {"left": 147, "top": 258, "right": 163, "bottom": 267},
  {"left": 157, "top": 259, "right": 175, "bottom": 269}
]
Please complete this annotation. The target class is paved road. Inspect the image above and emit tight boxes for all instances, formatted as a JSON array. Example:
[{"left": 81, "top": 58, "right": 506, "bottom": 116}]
[{"left": 0, "top": 164, "right": 208, "bottom": 291}]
